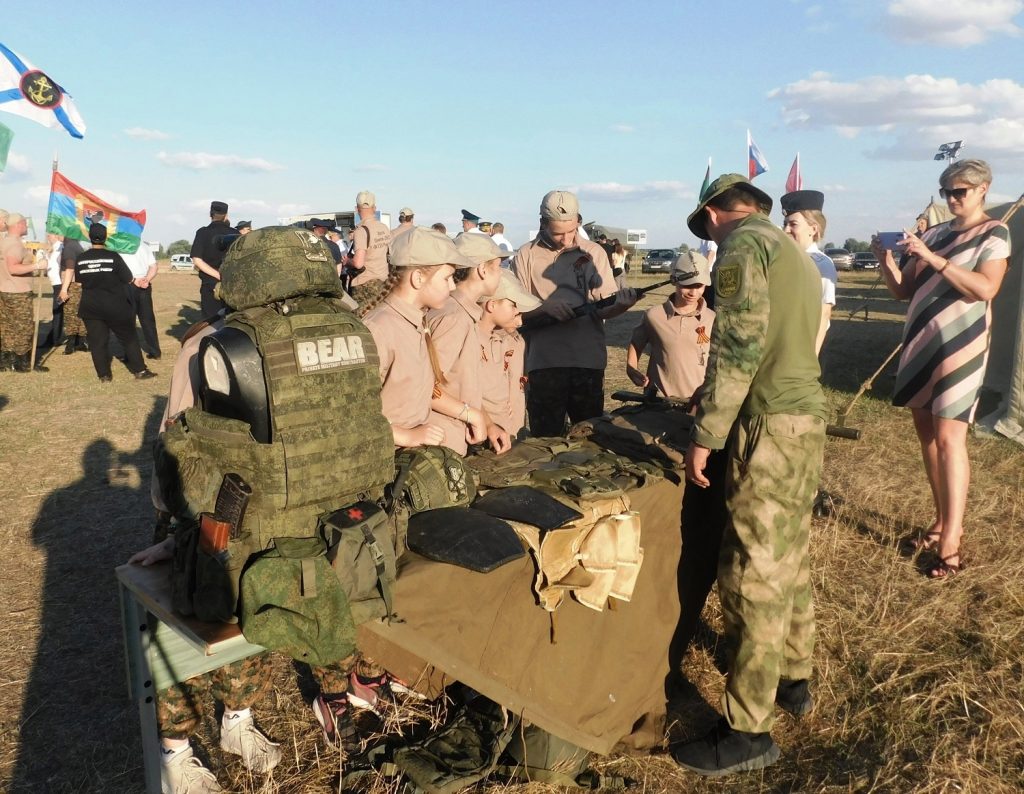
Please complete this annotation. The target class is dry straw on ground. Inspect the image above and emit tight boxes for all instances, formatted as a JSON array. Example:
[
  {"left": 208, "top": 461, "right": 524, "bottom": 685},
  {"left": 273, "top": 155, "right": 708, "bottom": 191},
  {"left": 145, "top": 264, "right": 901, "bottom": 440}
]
[{"left": 0, "top": 270, "right": 1021, "bottom": 793}]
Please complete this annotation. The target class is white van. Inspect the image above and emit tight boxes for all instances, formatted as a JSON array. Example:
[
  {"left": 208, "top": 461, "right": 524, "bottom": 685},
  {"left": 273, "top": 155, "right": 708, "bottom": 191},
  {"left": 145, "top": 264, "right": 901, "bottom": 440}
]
[{"left": 169, "top": 254, "right": 194, "bottom": 271}]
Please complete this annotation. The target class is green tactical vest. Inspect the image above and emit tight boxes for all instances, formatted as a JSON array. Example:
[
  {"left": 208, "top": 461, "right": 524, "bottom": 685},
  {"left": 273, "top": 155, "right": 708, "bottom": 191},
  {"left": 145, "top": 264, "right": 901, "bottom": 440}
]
[{"left": 157, "top": 296, "right": 395, "bottom": 623}]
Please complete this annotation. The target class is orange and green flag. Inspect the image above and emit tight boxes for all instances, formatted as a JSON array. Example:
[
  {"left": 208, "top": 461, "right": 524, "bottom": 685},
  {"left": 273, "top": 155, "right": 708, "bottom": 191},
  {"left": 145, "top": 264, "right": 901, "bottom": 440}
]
[{"left": 45, "top": 170, "right": 146, "bottom": 253}]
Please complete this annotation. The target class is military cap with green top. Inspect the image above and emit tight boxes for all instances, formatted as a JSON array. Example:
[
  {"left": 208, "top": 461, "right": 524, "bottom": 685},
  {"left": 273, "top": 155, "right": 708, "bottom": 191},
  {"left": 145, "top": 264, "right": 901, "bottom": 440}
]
[
  {"left": 687, "top": 173, "right": 773, "bottom": 240},
  {"left": 390, "top": 226, "right": 475, "bottom": 269}
]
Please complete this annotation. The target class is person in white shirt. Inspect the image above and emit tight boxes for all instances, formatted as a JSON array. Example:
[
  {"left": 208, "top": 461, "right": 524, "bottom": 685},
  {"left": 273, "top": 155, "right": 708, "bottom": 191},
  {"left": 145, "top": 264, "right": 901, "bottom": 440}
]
[
  {"left": 489, "top": 222, "right": 514, "bottom": 256},
  {"left": 781, "top": 190, "right": 837, "bottom": 356},
  {"left": 120, "top": 243, "right": 162, "bottom": 359},
  {"left": 44, "top": 234, "right": 66, "bottom": 348}
]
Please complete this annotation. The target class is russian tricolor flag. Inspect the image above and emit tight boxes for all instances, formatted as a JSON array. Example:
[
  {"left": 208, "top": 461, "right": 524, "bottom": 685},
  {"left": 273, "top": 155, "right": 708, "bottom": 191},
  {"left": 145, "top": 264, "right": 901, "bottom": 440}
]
[{"left": 747, "top": 130, "right": 768, "bottom": 181}]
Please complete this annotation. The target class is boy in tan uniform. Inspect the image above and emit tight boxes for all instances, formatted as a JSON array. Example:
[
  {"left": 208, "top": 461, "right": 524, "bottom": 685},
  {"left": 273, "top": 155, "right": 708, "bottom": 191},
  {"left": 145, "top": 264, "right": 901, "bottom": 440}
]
[
  {"left": 478, "top": 271, "right": 540, "bottom": 437},
  {"left": 626, "top": 250, "right": 715, "bottom": 402},
  {"left": 512, "top": 190, "right": 636, "bottom": 436},
  {"left": 360, "top": 226, "right": 488, "bottom": 449},
  {"left": 426, "top": 233, "right": 511, "bottom": 455},
  {"left": 350, "top": 190, "right": 391, "bottom": 305}
]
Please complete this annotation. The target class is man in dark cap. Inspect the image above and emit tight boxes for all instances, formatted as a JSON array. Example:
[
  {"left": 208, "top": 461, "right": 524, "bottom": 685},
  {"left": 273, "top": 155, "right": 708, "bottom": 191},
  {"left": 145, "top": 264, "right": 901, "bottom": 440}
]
[
  {"left": 191, "top": 200, "right": 234, "bottom": 317},
  {"left": 459, "top": 209, "right": 487, "bottom": 237},
  {"left": 309, "top": 218, "right": 342, "bottom": 265},
  {"left": 672, "top": 175, "right": 826, "bottom": 777},
  {"left": 235, "top": 220, "right": 252, "bottom": 236}
]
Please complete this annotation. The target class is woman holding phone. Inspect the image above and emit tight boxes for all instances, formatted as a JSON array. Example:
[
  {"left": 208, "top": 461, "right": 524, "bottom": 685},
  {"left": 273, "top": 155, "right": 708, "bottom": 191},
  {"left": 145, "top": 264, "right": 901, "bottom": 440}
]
[{"left": 873, "top": 159, "right": 1011, "bottom": 578}]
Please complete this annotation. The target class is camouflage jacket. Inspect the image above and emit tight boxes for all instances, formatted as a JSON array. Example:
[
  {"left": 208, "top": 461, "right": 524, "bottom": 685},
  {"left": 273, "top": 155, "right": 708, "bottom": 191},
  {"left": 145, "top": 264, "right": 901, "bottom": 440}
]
[{"left": 692, "top": 214, "right": 827, "bottom": 450}]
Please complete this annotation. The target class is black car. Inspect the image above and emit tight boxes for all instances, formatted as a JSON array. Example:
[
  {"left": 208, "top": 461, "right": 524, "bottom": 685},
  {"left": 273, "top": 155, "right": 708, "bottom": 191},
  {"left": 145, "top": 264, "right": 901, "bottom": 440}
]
[
  {"left": 853, "top": 252, "right": 879, "bottom": 270},
  {"left": 642, "top": 249, "right": 677, "bottom": 273}
]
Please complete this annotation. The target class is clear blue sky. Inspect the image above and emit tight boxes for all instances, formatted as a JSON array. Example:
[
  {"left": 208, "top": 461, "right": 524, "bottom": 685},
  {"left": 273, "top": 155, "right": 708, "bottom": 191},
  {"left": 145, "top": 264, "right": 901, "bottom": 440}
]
[{"left": 2, "top": 0, "right": 1022, "bottom": 249}]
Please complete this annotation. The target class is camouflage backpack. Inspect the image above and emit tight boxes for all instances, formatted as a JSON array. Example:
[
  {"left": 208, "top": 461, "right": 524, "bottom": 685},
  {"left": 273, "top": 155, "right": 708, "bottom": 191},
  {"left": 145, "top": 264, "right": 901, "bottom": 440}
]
[{"left": 156, "top": 227, "right": 396, "bottom": 627}]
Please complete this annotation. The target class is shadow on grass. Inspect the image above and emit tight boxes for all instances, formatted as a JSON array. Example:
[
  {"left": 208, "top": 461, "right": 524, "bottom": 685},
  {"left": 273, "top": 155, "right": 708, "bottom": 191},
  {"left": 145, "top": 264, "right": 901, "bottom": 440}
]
[
  {"left": 8, "top": 397, "right": 166, "bottom": 792},
  {"left": 167, "top": 304, "right": 206, "bottom": 343}
]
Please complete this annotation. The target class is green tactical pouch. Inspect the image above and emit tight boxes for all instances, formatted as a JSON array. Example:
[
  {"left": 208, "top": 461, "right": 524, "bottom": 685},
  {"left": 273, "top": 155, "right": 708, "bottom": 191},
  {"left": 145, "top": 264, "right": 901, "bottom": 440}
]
[
  {"left": 320, "top": 502, "right": 397, "bottom": 624},
  {"left": 171, "top": 519, "right": 200, "bottom": 616},
  {"left": 192, "top": 525, "right": 259, "bottom": 624},
  {"left": 394, "top": 446, "right": 476, "bottom": 514},
  {"left": 238, "top": 535, "right": 356, "bottom": 666}
]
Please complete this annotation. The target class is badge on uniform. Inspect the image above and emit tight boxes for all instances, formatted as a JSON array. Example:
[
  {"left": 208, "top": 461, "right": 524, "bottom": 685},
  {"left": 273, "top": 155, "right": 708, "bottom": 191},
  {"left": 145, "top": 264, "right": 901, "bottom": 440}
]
[{"left": 715, "top": 262, "right": 741, "bottom": 300}]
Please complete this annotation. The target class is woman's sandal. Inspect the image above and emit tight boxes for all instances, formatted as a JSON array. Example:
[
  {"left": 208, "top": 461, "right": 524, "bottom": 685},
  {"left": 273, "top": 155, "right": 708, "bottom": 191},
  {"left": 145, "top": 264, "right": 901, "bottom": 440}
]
[
  {"left": 927, "top": 554, "right": 964, "bottom": 579},
  {"left": 908, "top": 530, "right": 941, "bottom": 553}
]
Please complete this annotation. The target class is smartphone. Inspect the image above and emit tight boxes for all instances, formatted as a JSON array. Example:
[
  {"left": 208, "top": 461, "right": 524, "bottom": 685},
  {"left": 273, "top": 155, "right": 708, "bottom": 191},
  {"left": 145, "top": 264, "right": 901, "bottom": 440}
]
[{"left": 877, "top": 231, "right": 906, "bottom": 251}]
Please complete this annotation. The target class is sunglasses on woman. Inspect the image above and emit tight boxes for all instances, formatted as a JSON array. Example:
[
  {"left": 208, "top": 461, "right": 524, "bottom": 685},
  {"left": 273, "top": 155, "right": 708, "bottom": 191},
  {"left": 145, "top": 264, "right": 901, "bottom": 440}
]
[{"left": 939, "top": 186, "right": 973, "bottom": 201}]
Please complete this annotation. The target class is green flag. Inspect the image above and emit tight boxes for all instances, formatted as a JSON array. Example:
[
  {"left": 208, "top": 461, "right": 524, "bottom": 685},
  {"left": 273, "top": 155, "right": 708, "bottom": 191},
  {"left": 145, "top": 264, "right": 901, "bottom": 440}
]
[
  {"left": 699, "top": 158, "right": 711, "bottom": 201},
  {"left": 0, "top": 121, "right": 12, "bottom": 172}
]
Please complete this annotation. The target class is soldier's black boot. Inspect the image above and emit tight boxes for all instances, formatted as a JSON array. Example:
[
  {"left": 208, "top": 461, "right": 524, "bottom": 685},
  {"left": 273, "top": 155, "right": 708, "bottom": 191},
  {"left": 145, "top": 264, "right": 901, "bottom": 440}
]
[
  {"left": 0, "top": 351, "right": 12, "bottom": 371},
  {"left": 75, "top": 335, "right": 90, "bottom": 352},
  {"left": 12, "top": 353, "right": 31, "bottom": 373},
  {"left": 64, "top": 336, "right": 77, "bottom": 355},
  {"left": 775, "top": 679, "right": 813, "bottom": 716},
  {"left": 672, "top": 718, "right": 780, "bottom": 777}
]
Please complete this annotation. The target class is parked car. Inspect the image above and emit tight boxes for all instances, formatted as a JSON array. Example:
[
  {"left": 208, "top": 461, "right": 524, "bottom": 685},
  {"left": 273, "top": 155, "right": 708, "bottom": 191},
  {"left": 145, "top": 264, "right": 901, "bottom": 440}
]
[
  {"left": 853, "top": 251, "right": 880, "bottom": 270},
  {"left": 169, "top": 254, "right": 194, "bottom": 271},
  {"left": 642, "top": 249, "right": 677, "bottom": 273},
  {"left": 824, "top": 247, "right": 855, "bottom": 271}
]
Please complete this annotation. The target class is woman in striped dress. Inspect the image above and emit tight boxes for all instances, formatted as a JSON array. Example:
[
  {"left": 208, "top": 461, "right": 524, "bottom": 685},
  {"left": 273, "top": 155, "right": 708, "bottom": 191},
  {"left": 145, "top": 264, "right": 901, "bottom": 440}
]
[{"left": 874, "top": 159, "right": 1011, "bottom": 578}]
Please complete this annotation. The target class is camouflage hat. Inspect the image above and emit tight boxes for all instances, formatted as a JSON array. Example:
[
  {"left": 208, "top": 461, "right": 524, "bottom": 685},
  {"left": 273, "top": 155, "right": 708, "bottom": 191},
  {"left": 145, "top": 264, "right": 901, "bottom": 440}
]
[
  {"left": 454, "top": 231, "right": 511, "bottom": 265},
  {"left": 686, "top": 173, "right": 773, "bottom": 240},
  {"left": 219, "top": 226, "right": 344, "bottom": 310},
  {"left": 671, "top": 250, "right": 711, "bottom": 286},
  {"left": 390, "top": 226, "right": 475, "bottom": 269},
  {"left": 479, "top": 270, "right": 541, "bottom": 311}
]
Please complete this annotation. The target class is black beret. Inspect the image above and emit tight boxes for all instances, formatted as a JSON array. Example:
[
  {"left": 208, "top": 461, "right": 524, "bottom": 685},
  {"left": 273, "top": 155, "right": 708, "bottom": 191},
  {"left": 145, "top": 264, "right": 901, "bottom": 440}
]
[
  {"left": 780, "top": 190, "right": 824, "bottom": 214},
  {"left": 461, "top": 209, "right": 481, "bottom": 223},
  {"left": 88, "top": 222, "right": 107, "bottom": 243},
  {"left": 310, "top": 217, "right": 333, "bottom": 228},
  {"left": 210, "top": 200, "right": 229, "bottom": 214},
  {"left": 235, "top": 220, "right": 252, "bottom": 230}
]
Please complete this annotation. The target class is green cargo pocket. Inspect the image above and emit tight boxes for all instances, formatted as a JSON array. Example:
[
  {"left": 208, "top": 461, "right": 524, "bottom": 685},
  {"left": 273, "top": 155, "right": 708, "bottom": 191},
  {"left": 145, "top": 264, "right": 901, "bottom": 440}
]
[
  {"left": 192, "top": 546, "right": 245, "bottom": 624},
  {"left": 765, "top": 414, "right": 825, "bottom": 439}
]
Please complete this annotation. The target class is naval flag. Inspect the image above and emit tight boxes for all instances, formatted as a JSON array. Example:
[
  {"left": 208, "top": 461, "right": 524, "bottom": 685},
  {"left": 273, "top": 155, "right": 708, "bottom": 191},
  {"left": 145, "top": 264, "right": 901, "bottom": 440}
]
[{"left": 0, "top": 42, "right": 86, "bottom": 139}]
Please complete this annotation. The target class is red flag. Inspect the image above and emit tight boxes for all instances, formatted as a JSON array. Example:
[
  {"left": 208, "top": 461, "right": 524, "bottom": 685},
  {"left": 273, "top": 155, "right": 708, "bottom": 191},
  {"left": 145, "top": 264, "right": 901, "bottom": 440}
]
[{"left": 785, "top": 153, "right": 802, "bottom": 193}]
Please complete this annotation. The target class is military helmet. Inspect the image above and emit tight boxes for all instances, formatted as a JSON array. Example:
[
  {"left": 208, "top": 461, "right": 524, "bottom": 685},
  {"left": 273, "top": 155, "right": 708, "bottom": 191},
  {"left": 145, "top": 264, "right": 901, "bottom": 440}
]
[{"left": 219, "top": 226, "right": 345, "bottom": 310}]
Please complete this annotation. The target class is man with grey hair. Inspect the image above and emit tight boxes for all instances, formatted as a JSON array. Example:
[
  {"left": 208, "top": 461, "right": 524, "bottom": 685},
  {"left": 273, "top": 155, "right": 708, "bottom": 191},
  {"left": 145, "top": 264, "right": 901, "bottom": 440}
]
[
  {"left": 350, "top": 190, "right": 391, "bottom": 304},
  {"left": 0, "top": 213, "right": 46, "bottom": 372},
  {"left": 0, "top": 208, "right": 8, "bottom": 237},
  {"left": 511, "top": 190, "right": 636, "bottom": 436}
]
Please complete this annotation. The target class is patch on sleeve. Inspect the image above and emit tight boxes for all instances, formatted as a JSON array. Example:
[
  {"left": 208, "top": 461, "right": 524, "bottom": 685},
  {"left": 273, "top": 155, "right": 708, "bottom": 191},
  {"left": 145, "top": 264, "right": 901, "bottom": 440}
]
[{"left": 714, "top": 259, "right": 744, "bottom": 306}]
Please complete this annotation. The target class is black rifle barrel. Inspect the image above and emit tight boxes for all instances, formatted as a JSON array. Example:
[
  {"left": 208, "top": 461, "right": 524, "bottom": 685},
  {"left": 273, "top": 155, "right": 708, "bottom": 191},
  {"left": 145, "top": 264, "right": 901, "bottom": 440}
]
[{"left": 520, "top": 279, "right": 671, "bottom": 334}]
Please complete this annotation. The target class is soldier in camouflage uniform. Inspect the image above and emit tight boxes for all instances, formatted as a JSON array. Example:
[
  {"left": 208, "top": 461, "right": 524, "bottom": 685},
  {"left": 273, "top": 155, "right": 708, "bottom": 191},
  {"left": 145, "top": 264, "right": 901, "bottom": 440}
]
[{"left": 672, "top": 175, "right": 827, "bottom": 776}]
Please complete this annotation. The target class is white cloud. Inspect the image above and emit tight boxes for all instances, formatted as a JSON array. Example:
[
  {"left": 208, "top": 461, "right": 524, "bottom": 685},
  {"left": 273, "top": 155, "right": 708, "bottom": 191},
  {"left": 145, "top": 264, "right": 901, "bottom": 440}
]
[
  {"left": 610, "top": 123, "right": 635, "bottom": 133},
  {"left": 886, "top": 0, "right": 1023, "bottom": 47},
  {"left": 277, "top": 202, "right": 312, "bottom": 216},
  {"left": 570, "top": 181, "right": 693, "bottom": 202},
  {"left": 186, "top": 198, "right": 274, "bottom": 213},
  {"left": 25, "top": 184, "right": 51, "bottom": 202},
  {"left": 770, "top": 72, "right": 1024, "bottom": 160},
  {"left": 124, "top": 126, "right": 171, "bottom": 140},
  {"left": 0, "top": 152, "right": 32, "bottom": 181},
  {"left": 352, "top": 164, "right": 388, "bottom": 173},
  {"left": 157, "top": 151, "right": 284, "bottom": 172},
  {"left": 91, "top": 188, "right": 132, "bottom": 208}
]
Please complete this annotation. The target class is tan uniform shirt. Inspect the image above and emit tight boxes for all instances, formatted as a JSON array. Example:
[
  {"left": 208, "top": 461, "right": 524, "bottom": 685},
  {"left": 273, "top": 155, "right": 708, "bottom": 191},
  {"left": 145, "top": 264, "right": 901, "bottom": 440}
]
[
  {"left": 480, "top": 329, "right": 526, "bottom": 436},
  {"left": 364, "top": 295, "right": 433, "bottom": 435},
  {"left": 390, "top": 223, "right": 414, "bottom": 240},
  {"left": 352, "top": 218, "right": 391, "bottom": 286},
  {"left": 630, "top": 298, "right": 715, "bottom": 401},
  {"left": 426, "top": 292, "right": 484, "bottom": 455},
  {"left": 0, "top": 236, "right": 32, "bottom": 293},
  {"left": 512, "top": 236, "right": 616, "bottom": 372}
]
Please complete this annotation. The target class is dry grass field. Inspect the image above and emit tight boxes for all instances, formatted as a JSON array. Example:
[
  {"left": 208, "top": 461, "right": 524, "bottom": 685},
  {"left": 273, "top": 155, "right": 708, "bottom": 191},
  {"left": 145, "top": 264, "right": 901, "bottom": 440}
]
[{"left": 0, "top": 267, "right": 1022, "bottom": 793}]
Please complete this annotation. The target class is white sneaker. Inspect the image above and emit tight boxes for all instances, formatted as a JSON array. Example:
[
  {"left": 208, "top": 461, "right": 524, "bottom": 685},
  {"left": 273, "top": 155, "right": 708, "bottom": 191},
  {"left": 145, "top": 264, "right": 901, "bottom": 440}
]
[
  {"left": 161, "top": 745, "right": 223, "bottom": 794},
  {"left": 219, "top": 714, "right": 282, "bottom": 774}
]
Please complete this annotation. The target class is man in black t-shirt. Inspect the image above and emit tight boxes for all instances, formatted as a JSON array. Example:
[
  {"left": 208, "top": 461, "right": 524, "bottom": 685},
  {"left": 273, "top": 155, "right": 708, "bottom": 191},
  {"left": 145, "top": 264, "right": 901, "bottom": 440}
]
[{"left": 190, "top": 200, "right": 234, "bottom": 317}]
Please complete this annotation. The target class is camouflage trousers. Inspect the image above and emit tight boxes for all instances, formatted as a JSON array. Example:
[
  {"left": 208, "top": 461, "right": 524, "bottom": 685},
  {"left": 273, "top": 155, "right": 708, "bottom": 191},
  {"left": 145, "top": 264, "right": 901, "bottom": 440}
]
[
  {"left": 718, "top": 413, "right": 825, "bottom": 734},
  {"left": 158, "top": 653, "right": 274, "bottom": 739},
  {"left": 310, "top": 653, "right": 384, "bottom": 696},
  {"left": 525, "top": 367, "right": 605, "bottom": 438},
  {"left": 62, "top": 282, "right": 86, "bottom": 337},
  {"left": 0, "top": 292, "right": 34, "bottom": 355},
  {"left": 349, "top": 279, "right": 384, "bottom": 307}
]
